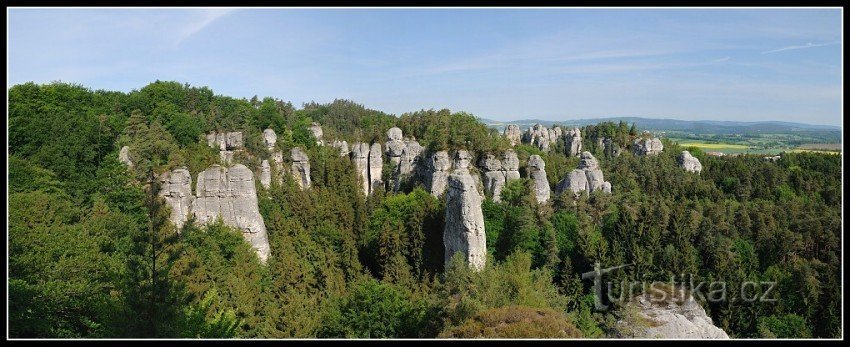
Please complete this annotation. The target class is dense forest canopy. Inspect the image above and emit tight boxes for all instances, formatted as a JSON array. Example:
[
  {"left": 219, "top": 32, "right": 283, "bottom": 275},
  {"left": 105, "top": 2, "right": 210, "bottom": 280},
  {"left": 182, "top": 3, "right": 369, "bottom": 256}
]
[{"left": 8, "top": 81, "right": 842, "bottom": 338}]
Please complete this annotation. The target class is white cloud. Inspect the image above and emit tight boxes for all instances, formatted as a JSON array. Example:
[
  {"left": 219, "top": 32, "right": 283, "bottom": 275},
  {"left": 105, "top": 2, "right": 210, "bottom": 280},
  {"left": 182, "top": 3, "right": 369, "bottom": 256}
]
[
  {"left": 761, "top": 40, "right": 840, "bottom": 54},
  {"left": 173, "top": 8, "right": 236, "bottom": 47}
]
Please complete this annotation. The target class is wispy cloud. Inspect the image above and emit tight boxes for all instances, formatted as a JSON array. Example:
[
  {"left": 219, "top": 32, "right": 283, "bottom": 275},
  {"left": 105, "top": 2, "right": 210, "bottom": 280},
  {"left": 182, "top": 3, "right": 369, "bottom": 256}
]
[
  {"left": 712, "top": 56, "right": 731, "bottom": 63},
  {"left": 761, "top": 40, "right": 840, "bottom": 54},
  {"left": 173, "top": 9, "right": 236, "bottom": 47}
]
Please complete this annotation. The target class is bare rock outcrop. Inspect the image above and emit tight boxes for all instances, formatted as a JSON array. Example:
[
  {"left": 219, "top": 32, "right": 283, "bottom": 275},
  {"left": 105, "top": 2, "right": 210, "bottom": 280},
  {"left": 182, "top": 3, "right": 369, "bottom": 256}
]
[
  {"left": 523, "top": 124, "right": 556, "bottom": 152},
  {"left": 263, "top": 129, "right": 277, "bottom": 150},
  {"left": 479, "top": 154, "right": 506, "bottom": 202},
  {"left": 444, "top": 161, "right": 487, "bottom": 271},
  {"left": 290, "top": 147, "right": 311, "bottom": 189},
  {"left": 633, "top": 137, "right": 664, "bottom": 156},
  {"left": 259, "top": 160, "right": 271, "bottom": 189},
  {"left": 564, "top": 127, "right": 582, "bottom": 157},
  {"left": 616, "top": 293, "right": 729, "bottom": 339},
  {"left": 351, "top": 143, "right": 371, "bottom": 196},
  {"left": 159, "top": 168, "right": 194, "bottom": 230},
  {"left": 678, "top": 151, "right": 702, "bottom": 174},
  {"left": 207, "top": 131, "right": 244, "bottom": 165},
  {"left": 385, "top": 127, "right": 406, "bottom": 167},
  {"left": 308, "top": 122, "right": 324, "bottom": 146},
  {"left": 528, "top": 155, "right": 550, "bottom": 203},
  {"left": 332, "top": 140, "right": 350, "bottom": 157},
  {"left": 502, "top": 150, "right": 521, "bottom": 181},
  {"left": 369, "top": 143, "right": 383, "bottom": 194},
  {"left": 192, "top": 164, "right": 271, "bottom": 263},
  {"left": 427, "top": 151, "right": 452, "bottom": 197},
  {"left": 119, "top": 146, "right": 134, "bottom": 168},
  {"left": 503, "top": 125, "right": 522, "bottom": 146},
  {"left": 394, "top": 139, "right": 425, "bottom": 191},
  {"left": 556, "top": 151, "right": 612, "bottom": 196}
]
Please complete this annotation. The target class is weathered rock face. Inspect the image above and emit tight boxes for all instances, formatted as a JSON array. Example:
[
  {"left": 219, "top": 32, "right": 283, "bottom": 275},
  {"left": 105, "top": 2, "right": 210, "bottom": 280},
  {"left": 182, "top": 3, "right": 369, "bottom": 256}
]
[
  {"left": 633, "top": 137, "right": 664, "bottom": 156},
  {"left": 331, "top": 140, "right": 350, "bottom": 157},
  {"left": 351, "top": 143, "right": 371, "bottom": 196},
  {"left": 602, "top": 137, "right": 621, "bottom": 158},
  {"left": 555, "top": 151, "right": 612, "bottom": 197},
  {"left": 479, "top": 154, "right": 505, "bottom": 202},
  {"left": 290, "top": 147, "right": 311, "bottom": 189},
  {"left": 502, "top": 150, "right": 521, "bottom": 181},
  {"left": 263, "top": 129, "right": 277, "bottom": 150},
  {"left": 564, "top": 127, "right": 582, "bottom": 157},
  {"left": 207, "top": 131, "right": 244, "bottom": 151},
  {"left": 192, "top": 164, "right": 270, "bottom": 263},
  {"left": 259, "top": 160, "right": 271, "bottom": 189},
  {"left": 398, "top": 140, "right": 424, "bottom": 177},
  {"left": 523, "top": 124, "right": 557, "bottom": 152},
  {"left": 617, "top": 293, "right": 729, "bottom": 339},
  {"left": 308, "top": 122, "right": 324, "bottom": 145},
  {"left": 385, "top": 127, "right": 406, "bottom": 166},
  {"left": 369, "top": 143, "right": 384, "bottom": 194},
  {"left": 159, "top": 168, "right": 194, "bottom": 230},
  {"left": 504, "top": 125, "right": 522, "bottom": 146},
  {"left": 427, "top": 151, "right": 452, "bottom": 197},
  {"left": 528, "top": 155, "right": 550, "bottom": 203},
  {"left": 119, "top": 146, "right": 134, "bottom": 168},
  {"left": 444, "top": 165, "right": 487, "bottom": 271},
  {"left": 678, "top": 151, "right": 702, "bottom": 174}
]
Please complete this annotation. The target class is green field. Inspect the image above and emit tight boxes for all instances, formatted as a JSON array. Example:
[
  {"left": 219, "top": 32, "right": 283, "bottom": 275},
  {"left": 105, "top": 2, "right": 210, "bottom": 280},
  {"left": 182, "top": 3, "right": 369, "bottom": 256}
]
[{"left": 670, "top": 138, "right": 842, "bottom": 155}]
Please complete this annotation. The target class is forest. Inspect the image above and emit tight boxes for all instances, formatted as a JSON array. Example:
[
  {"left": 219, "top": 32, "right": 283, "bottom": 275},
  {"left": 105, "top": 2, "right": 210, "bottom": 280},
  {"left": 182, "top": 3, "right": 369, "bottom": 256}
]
[{"left": 7, "top": 81, "right": 842, "bottom": 338}]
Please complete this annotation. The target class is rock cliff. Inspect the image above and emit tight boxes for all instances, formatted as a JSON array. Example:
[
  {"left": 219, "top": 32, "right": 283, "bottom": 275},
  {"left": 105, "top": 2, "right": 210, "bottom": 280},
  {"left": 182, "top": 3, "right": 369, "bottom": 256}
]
[
  {"left": 503, "top": 124, "right": 521, "bottom": 146},
  {"left": 555, "top": 151, "right": 612, "bottom": 196},
  {"left": 119, "top": 146, "right": 134, "bottom": 168},
  {"left": 308, "top": 122, "right": 324, "bottom": 146},
  {"left": 351, "top": 142, "right": 371, "bottom": 196},
  {"left": 678, "top": 151, "right": 702, "bottom": 174},
  {"left": 159, "top": 168, "right": 193, "bottom": 230},
  {"left": 427, "top": 150, "right": 452, "bottom": 197},
  {"left": 444, "top": 156, "right": 487, "bottom": 271},
  {"left": 369, "top": 142, "right": 383, "bottom": 194},
  {"left": 290, "top": 147, "right": 311, "bottom": 189},
  {"left": 633, "top": 137, "right": 664, "bottom": 156},
  {"left": 564, "top": 127, "right": 582, "bottom": 157},
  {"left": 528, "top": 155, "right": 550, "bottom": 203}
]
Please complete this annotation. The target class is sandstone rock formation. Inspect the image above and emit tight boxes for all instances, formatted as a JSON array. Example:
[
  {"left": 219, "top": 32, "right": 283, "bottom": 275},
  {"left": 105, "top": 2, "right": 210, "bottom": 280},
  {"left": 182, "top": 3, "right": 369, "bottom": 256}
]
[
  {"left": 207, "top": 131, "right": 244, "bottom": 165},
  {"left": 564, "top": 127, "right": 582, "bottom": 157},
  {"left": 369, "top": 142, "right": 383, "bottom": 194},
  {"left": 331, "top": 140, "right": 350, "bottom": 157},
  {"left": 159, "top": 168, "right": 193, "bottom": 230},
  {"left": 398, "top": 140, "right": 424, "bottom": 177},
  {"left": 309, "top": 122, "right": 324, "bottom": 145},
  {"left": 119, "top": 146, "right": 134, "bottom": 168},
  {"left": 503, "top": 124, "right": 521, "bottom": 146},
  {"left": 444, "top": 158, "right": 487, "bottom": 271},
  {"left": 616, "top": 293, "right": 729, "bottom": 339},
  {"left": 523, "top": 124, "right": 556, "bottom": 152},
  {"left": 479, "top": 153, "right": 506, "bottom": 202},
  {"left": 427, "top": 151, "right": 452, "bottom": 197},
  {"left": 385, "top": 127, "right": 406, "bottom": 167},
  {"left": 290, "top": 147, "right": 311, "bottom": 189},
  {"left": 351, "top": 142, "right": 371, "bottom": 196},
  {"left": 263, "top": 128, "right": 277, "bottom": 150},
  {"left": 556, "top": 151, "right": 612, "bottom": 196},
  {"left": 528, "top": 155, "right": 550, "bottom": 203},
  {"left": 602, "top": 137, "right": 621, "bottom": 157},
  {"left": 633, "top": 137, "right": 664, "bottom": 156},
  {"left": 764, "top": 155, "right": 781, "bottom": 162},
  {"left": 678, "top": 151, "right": 702, "bottom": 174},
  {"left": 192, "top": 164, "right": 270, "bottom": 263},
  {"left": 502, "top": 150, "right": 521, "bottom": 181},
  {"left": 259, "top": 160, "right": 271, "bottom": 189}
]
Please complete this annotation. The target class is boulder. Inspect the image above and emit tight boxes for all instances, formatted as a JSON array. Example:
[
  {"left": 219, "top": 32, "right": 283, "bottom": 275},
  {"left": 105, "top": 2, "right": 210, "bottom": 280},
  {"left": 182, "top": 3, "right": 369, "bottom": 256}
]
[
  {"left": 369, "top": 142, "right": 383, "bottom": 194},
  {"left": 427, "top": 151, "right": 452, "bottom": 197},
  {"left": 192, "top": 164, "right": 271, "bottom": 263},
  {"left": 528, "top": 155, "right": 550, "bottom": 203},
  {"left": 678, "top": 151, "right": 702, "bottom": 174},
  {"left": 263, "top": 129, "right": 277, "bottom": 150},
  {"left": 290, "top": 147, "right": 311, "bottom": 189},
  {"left": 351, "top": 143, "right": 371, "bottom": 196},
  {"left": 444, "top": 165, "right": 487, "bottom": 271},
  {"left": 503, "top": 125, "right": 522, "bottom": 146},
  {"left": 308, "top": 122, "right": 324, "bottom": 145},
  {"left": 633, "top": 137, "right": 664, "bottom": 156},
  {"left": 118, "top": 146, "right": 134, "bottom": 168},
  {"left": 616, "top": 292, "right": 729, "bottom": 339},
  {"left": 159, "top": 168, "right": 194, "bottom": 230}
]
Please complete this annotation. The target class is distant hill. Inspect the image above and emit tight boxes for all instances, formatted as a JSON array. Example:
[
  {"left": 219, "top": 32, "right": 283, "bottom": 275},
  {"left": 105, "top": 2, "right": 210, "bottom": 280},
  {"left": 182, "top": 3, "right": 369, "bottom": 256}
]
[{"left": 479, "top": 116, "right": 841, "bottom": 134}]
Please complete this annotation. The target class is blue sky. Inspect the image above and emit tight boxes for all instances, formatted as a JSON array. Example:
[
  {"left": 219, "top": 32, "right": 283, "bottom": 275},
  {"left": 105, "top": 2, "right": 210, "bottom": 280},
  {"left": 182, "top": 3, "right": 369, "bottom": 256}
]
[{"left": 7, "top": 8, "right": 843, "bottom": 125}]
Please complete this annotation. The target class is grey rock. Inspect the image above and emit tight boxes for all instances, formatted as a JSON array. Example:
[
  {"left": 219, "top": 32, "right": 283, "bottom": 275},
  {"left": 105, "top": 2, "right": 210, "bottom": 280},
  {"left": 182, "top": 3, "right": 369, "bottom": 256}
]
[
  {"left": 398, "top": 140, "right": 424, "bottom": 177},
  {"left": 192, "top": 164, "right": 271, "bottom": 263},
  {"left": 385, "top": 128, "right": 406, "bottom": 166},
  {"left": 528, "top": 155, "right": 550, "bottom": 203},
  {"left": 159, "top": 168, "right": 194, "bottom": 230},
  {"left": 290, "top": 147, "right": 311, "bottom": 189},
  {"left": 387, "top": 127, "right": 403, "bottom": 141},
  {"left": 564, "top": 127, "right": 583, "bottom": 157},
  {"left": 617, "top": 293, "right": 729, "bottom": 339},
  {"left": 502, "top": 150, "right": 521, "bottom": 181},
  {"left": 602, "top": 181, "right": 612, "bottom": 194},
  {"left": 263, "top": 129, "right": 277, "bottom": 150},
  {"left": 453, "top": 150, "right": 472, "bottom": 169},
  {"left": 633, "top": 137, "right": 664, "bottom": 156},
  {"left": 678, "top": 151, "right": 703, "bottom": 174},
  {"left": 478, "top": 153, "right": 507, "bottom": 202},
  {"left": 331, "top": 140, "right": 350, "bottom": 156},
  {"left": 444, "top": 166, "right": 487, "bottom": 271},
  {"left": 259, "top": 160, "right": 271, "bottom": 189},
  {"left": 602, "top": 137, "right": 622, "bottom": 158},
  {"left": 220, "top": 151, "right": 235, "bottom": 165},
  {"left": 369, "top": 142, "right": 383, "bottom": 194},
  {"left": 309, "top": 122, "right": 324, "bottom": 145},
  {"left": 351, "top": 143, "right": 371, "bottom": 196},
  {"left": 504, "top": 124, "right": 522, "bottom": 146},
  {"left": 119, "top": 146, "right": 134, "bottom": 168},
  {"left": 427, "top": 151, "right": 452, "bottom": 197},
  {"left": 556, "top": 151, "right": 612, "bottom": 197}
]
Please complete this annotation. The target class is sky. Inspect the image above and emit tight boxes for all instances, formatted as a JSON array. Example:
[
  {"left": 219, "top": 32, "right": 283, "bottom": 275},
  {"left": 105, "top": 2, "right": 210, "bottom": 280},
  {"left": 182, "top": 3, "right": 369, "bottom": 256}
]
[{"left": 7, "top": 8, "right": 843, "bottom": 126}]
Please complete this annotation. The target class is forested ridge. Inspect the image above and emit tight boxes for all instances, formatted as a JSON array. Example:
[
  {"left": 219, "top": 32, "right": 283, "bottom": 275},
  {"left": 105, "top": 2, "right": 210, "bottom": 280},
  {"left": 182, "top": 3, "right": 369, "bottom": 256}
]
[{"left": 8, "top": 81, "right": 842, "bottom": 338}]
